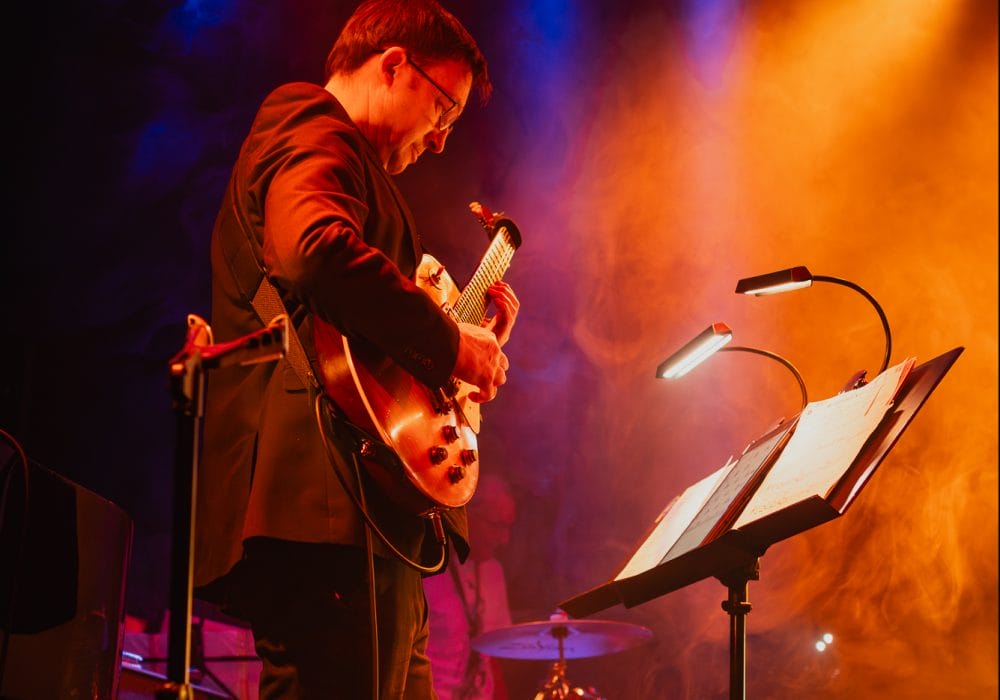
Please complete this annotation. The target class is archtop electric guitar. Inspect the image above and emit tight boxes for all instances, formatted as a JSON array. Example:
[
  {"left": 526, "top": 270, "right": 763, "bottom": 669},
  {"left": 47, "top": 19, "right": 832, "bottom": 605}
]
[{"left": 312, "top": 203, "right": 522, "bottom": 514}]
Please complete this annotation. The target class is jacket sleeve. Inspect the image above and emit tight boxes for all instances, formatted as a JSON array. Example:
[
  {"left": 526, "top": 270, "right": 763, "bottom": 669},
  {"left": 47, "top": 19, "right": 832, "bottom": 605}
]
[{"left": 245, "top": 88, "right": 460, "bottom": 389}]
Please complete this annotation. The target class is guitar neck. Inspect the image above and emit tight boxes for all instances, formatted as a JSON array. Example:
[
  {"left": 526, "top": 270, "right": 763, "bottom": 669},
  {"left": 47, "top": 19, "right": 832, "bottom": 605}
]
[{"left": 451, "top": 225, "right": 517, "bottom": 325}]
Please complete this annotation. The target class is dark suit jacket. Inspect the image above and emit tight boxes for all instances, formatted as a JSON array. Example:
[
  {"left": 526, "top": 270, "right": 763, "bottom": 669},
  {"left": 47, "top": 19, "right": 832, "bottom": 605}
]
[{"left": 194, "top": 82, "right": 469, "bottom": 601}]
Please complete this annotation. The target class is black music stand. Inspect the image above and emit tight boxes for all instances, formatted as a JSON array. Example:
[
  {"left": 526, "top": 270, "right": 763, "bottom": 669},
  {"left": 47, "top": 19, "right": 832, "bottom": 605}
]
[{"left": 560, "top": 347, "right": 963, "bottom": 700}]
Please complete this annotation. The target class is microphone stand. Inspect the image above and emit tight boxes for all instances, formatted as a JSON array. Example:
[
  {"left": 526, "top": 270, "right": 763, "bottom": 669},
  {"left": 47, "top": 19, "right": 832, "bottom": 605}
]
[{"left": 156, "top": 314, "right": 286, "bottom": 700}]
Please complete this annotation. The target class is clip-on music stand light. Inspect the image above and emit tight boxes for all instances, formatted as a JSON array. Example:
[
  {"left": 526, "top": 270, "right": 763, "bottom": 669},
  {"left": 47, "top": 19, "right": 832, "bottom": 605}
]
[
  {"left": 156, "top": 314, "right": 287, "bottom": 700},
  {"left": 734, "top": 265, "right": 893, "bottom": 378}
]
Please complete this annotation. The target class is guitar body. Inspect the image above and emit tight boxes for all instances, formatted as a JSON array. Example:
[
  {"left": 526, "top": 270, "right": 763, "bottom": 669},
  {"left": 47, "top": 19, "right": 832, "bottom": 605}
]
[
  {"left": 314, "top": 207, "right": 521, "bottom": 514},
  {"left": 313, "top": 253, "right": 480, "bottom": 514}
]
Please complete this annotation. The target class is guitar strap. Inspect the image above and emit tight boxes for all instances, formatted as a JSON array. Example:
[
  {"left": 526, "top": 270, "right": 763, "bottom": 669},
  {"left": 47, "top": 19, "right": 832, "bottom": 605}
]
[
  {"left": 249, "top": 277, "right": 319, "bottom": 391},
  {"left": 250, "top": 276, "right": 408, "bottom": 474}
]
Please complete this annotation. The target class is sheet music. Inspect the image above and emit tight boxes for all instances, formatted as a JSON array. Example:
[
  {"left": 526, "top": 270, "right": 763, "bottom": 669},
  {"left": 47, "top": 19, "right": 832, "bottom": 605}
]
[
  {"left": 615, "top": 460, "right": 734, "bottom": 581},
  {"left": 662, "top": 420, "right": 796, "bottom": 562},
  {"left": 733, "top": 358, "right": 915, "bottom": 529}
]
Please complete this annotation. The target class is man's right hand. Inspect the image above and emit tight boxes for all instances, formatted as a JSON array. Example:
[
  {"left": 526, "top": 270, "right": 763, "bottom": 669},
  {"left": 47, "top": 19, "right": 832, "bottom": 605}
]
[{"left": 453, "top": 323, "right": 509, "bottom": 403}]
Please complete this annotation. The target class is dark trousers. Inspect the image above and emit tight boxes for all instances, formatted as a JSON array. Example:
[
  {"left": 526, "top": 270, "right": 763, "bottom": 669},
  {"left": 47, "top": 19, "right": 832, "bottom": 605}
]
[{"left": 229, "top": 538, "right": 436, "bottom": 699}]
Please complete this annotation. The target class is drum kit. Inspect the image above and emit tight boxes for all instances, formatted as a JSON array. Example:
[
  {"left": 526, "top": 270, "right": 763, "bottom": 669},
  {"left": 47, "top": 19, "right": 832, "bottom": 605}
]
[{"left": 470, "top": 610, "right": 654, "bottom": 699}]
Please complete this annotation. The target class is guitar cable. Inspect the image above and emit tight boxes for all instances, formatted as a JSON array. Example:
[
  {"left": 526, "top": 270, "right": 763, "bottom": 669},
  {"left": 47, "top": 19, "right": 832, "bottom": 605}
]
[
  {"left": 313, "top": 392, "right": 449, "bottom": 575},
  {"left": 353, "top": 452, "right": 380, "bottom": 700},
  {"left": 313, "top": 392, "right": 449, "bottom": 699}
]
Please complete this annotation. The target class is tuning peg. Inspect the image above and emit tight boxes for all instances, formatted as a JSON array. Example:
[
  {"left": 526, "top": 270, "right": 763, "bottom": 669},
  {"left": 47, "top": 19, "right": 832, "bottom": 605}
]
[{"left": 469, "top": 201, "right": 497, "bottom": 230}]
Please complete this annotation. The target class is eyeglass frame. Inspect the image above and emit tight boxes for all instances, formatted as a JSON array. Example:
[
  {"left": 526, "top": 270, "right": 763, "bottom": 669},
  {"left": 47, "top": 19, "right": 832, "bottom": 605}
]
[{"left": 374, "top": 48, "right": 461, "bottom": 133}]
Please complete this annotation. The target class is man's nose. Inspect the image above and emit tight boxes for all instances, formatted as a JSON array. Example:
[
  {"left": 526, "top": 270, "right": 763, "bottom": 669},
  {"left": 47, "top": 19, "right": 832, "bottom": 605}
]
[{"left": 425, "top": 128, "right": 448, "bottom": 154}]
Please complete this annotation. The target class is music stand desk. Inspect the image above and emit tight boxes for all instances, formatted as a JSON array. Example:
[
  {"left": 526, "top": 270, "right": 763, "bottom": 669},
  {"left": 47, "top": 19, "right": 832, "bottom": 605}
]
[{"left": 559, "top": 347, "right": 963, "bottom": 698}]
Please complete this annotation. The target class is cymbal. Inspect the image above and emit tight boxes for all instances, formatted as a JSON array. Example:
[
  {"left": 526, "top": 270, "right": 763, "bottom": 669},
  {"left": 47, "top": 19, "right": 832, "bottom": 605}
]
[{"left": 471, "top": 618, "right": 654, "bottom": 660}]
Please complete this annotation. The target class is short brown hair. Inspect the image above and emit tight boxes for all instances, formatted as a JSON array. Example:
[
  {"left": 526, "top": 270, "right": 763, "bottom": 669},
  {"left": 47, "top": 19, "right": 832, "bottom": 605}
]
[{"left": 325, "top": 0, "right": 492, "bottom": 104}]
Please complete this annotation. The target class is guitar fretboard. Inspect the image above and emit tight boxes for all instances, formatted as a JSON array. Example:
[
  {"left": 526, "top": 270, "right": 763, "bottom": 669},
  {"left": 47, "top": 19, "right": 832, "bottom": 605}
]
[{"left": 451, "top": 226, "right": 517, "bottom": 325}]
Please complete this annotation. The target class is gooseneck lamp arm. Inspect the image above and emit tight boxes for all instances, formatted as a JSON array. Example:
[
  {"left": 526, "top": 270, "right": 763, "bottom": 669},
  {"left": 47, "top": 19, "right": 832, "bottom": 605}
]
[
  {"left": 719, "top": 345, "right": 809, "bottom": 411},
  {"left": 810, "top": 275, "right": 892, "bottom": 375}
]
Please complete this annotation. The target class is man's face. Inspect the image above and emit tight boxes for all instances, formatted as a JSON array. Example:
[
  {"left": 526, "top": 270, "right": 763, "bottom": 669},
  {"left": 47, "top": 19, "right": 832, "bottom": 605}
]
[{"left": 384, "top": 56, "right": 472, "bottom": 174}]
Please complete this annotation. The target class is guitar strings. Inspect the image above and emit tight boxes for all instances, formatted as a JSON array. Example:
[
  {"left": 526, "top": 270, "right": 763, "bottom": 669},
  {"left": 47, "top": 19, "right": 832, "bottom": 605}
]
[{"left": 453, "top": 229, "right": 516, "bottom": 324}]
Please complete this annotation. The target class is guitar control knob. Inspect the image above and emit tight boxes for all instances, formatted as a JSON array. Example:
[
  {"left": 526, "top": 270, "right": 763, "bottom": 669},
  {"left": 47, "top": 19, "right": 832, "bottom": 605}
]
[
  {"left": 460, "top": 449, "right": 478, "bottom": 465},
  {"left": 441, "top": 425, "right": 459, "bottom": 443},
  {"left": 429, "top": 447, "right": 448, "bottom": 464},
  {"left": 447, "top": 465, "right": 466, "bottom": 483},
  {"left": 429, "top": 266, "right": 445, "bottom": 288}
]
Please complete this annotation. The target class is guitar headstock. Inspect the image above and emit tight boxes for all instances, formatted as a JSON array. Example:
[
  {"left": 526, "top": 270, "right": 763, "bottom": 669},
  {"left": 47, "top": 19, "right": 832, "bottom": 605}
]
[
  {"left": 469, "top": 201, "right": 521, "bottom": 249},
  {"left": 469, "top": 201, "right": 504, "bottom": 232}
]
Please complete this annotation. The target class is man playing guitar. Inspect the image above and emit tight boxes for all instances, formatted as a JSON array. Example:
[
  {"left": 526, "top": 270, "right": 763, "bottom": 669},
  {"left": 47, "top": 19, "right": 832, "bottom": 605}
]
[{"left": 193, "top": 1, "right": 519, "bottom": 697}]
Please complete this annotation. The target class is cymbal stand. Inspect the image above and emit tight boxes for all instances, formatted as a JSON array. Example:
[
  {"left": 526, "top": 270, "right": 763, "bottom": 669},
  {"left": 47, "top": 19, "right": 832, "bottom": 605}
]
[
  {"left": 532, "top": 625, "right": 570, "bottom": 699},
  {"left": 531, "top": 626, "right": 607, "bottom": 700}
]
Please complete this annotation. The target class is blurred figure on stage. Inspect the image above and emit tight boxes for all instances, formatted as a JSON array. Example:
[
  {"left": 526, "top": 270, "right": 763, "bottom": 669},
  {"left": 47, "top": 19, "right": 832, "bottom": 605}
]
[{"left": 424, "top": 473, "right": 517, "bottom": 699}]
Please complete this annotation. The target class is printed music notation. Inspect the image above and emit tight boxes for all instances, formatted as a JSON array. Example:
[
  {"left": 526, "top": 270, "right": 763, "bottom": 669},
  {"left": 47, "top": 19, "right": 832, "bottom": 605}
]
[
  {"left": 613, "top": 357, "right": 914, "bottom": 583},
  {"left": 732, "top": 357, "right": 914, "bottom": 529},
  {"left": 663, "top": 420, "right": 796, "bottom": 560}
]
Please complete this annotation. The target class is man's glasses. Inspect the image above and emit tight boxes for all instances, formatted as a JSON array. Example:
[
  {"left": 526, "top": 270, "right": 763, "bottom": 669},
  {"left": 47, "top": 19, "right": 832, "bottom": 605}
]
[{"left": 406, "top": 56, "right": 460, "bottom": 133}]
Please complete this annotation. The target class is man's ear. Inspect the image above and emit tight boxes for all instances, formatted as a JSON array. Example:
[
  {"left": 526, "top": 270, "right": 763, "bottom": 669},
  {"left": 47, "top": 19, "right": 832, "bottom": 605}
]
[{"left": 376, "top": 46, "right": 408, "bottom": 86}]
